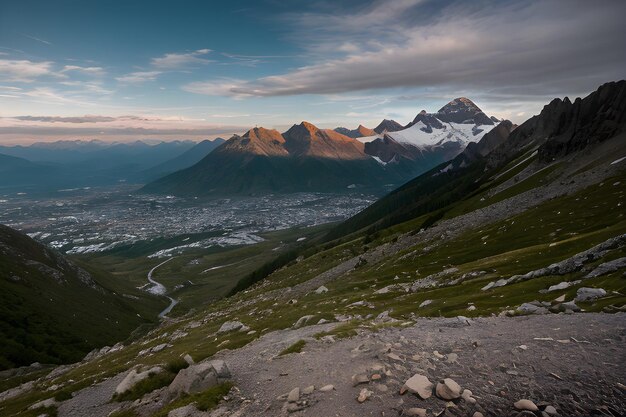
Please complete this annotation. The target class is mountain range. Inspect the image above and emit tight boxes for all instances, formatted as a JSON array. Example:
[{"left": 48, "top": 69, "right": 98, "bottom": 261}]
[
  {"left": 142, "top": 98, "right": 503, "bottom": 195},
  {"left": 141, "top": 123, "right": 397, "bottom": 195}
]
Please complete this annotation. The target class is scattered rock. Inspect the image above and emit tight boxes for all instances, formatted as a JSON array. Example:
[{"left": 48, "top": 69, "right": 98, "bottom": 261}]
[
  {"left": 473, "top": 413, "right": 484, "bottom": 417},
  {"left": 553, "top": 294, "right": 566, "bottom": 303},
  {"left": 287, "top": 387, "right": 300, "bottom": 403},
  {"left": 462, "top": 389, "right": 476, "bottom": 404},
  {"left": 302, "top": 385, "right": 315, "bottom": 395},
  {"left": 352, "top": 374, "right": 370, "bottom": 386},
  {"left": 447, "top": 353, "right": 458, "bottom": 363},
  {"left": 319, "top": 384, "right": 335, "bottom": 392},
  {"left": 314, "top": 285, "right": 329, "bottom": 294},
  {"left": 517, "top": 303, "right": 548, "bottom": 315},
  {"left": 544, "top": 405, "right": 557, "bottom": 415},
  {"left": 546, "top": 281, "right": 579, "bottom": 292},
  {"left": 574, "top": 287, "right": 606, "bottom": 302},
  {"left": 28, "top": 398, "right": 57, "bottom": 410},
  {"left": 217, "top": 321, "right": 245, "bottom": 334},
  {"left": 514, "top": 399, "right": 538, "bottom": 411},
  {"left": 293, "top": 315, "right": 315, "bottom": 328},
  {"left": 419, "top": 299, "right": 433, "bottom": 308},
  {"left": 115, "top": 366, "right": 163, "bottom": 395},
  {"left": 402, "top": 374, "right": 433, "bottom": 399},
  {"left": 168, "top": 360, "right": 230, "bottom": 397},
  {"left": 584, "top": 257, "right": 626, "bottom": 278},
  {"left": 435, "top": 378, "right": 462, "bottom": 400},
  {"left": 405, "top": 407, "right": 427, "bottom": 417},
  {"left": 183, "top": 354, "right": 194, "bottom": 365},
  {"left": 357, "top": 388, "right": 373, "bottom": 403}
]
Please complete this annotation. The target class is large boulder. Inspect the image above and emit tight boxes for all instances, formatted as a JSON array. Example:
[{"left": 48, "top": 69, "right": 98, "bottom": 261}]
[
  {"left": 575, "top": 287, "right": 607, "bottom": 302},
  {"left": 115, "top": 366, "right": 163, "bottom": 395},
  {"left": 168, "top": 360, "right": 231, "bottom": 398}
]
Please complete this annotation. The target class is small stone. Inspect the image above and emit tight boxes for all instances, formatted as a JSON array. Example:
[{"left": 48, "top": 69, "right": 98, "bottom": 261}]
[
  {"left": 319, "top": 384, "right": 334, "bottom": 392},
  {"left": 518, "top": 345, "right": 528, "bottom": 350},
  {"left": 371, "top": 373, "right": 382, "bottom": 381},
  {"left": 405, "top": 408, "right": 427, "bottom": 417},
  {"left": 435, "top": 378, "right": 462, "bottom": 400},
  {"left": 447, "top": 353, "right": 458, "bottom": 363},
  {"left": 433, "top": 351, "right": 445, "bottom": 359},
  {"left": 352, "top": 374, "right": 369, "bottom": 386},
  {"left": 462, "top": 389, "right": 476, "bottom": 404},
  {"left": 357, "top": 388, "right": 373, "bottom": 403},
  {"left": 217, "top": 321, "right": 244, "bottom": 334},
  {"left": 287, "top": 387, "right": 300, "bottom": 403},
  {"left": 419, "top": 299, "right": 433, "bottom": 308},
  {"left": 514, "top": 399, "right": 538, "bottom": 411},
  {"left": 302, "top": 385, "right": 315, "bottom": 395},
  {"left": 403, "top": 374, "right": 433, "bottom": 399},
  {"left": 183, "top": 354, "right": 194, "bottom": 365},
  {"left": 544, "top": 405, "right": 557, "bottom": 415},
  {"left": 314, "top": 285, "right": 329, "bottom": 294},
  {"left": 553, "top": 294, "right": 566, "bottom": 303},
  {"left": 473, "top": 413, "right": 484, "bottom": 417}
]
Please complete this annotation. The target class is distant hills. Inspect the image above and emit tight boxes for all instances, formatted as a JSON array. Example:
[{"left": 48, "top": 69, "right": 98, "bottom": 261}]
[{"left": 0, "top": 138, "right": 224, "bottom": 192}]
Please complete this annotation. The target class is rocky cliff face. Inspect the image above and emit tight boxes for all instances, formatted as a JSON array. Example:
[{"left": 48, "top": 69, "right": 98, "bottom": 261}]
[{"left": 488, "top": 80, "right": 626, "bottom": 167}]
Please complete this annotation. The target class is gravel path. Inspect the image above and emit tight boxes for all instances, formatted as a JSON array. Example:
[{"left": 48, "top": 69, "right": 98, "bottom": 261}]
[{"left": 208, "top": 313, "right": 626, "bottom": 417}]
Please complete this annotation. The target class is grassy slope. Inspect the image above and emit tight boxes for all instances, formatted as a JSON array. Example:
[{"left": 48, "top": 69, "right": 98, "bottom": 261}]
[{"left": 0, "top": 227, "right": 165, "bottom": 371}]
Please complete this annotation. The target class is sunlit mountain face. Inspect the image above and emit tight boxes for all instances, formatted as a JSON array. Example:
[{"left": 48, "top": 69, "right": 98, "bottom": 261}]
[{"left": 0, "top": 2, "right": 625, "bottom": 417}]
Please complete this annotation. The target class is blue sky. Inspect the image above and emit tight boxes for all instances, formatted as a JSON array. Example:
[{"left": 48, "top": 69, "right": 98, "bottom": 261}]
[{"left": 1, "top": 0, "right": 625, "bottom": 143}]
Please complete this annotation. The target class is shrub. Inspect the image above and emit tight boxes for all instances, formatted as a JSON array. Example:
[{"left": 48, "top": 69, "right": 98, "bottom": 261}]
[{"left": 165, "top": 357, "right": 190, "bottom": 374}]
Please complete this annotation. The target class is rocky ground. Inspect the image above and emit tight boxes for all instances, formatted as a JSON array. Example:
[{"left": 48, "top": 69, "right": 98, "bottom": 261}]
[{"left": 57, "top": 313, "right": 625, "bottom": 417}]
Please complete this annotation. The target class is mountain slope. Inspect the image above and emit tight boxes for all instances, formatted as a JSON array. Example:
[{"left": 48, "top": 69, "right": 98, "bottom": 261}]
[
  {"left": 329, "top": 81, "right": 626, "bottom": 239},
  {"left": 359, "top": 98, "right": 499, "bottom": 179},
  {"left": 142, "top": 123, "right": 398, "bottom": 195},
  {"left": 334, "top": 125, "right": 377, "bottom": 138},
  {"left": 374, "top": 119, "right": 404, "bottom": 134},
  {"left": 140, "top": 138, "right": 226, "bottom": 181},
  {"left": 0, "top": 225, "right": 163, "bottom": 370}
]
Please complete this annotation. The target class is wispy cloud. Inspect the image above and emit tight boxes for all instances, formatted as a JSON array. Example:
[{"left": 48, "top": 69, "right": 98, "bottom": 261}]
[
  {"left": 184, "top": 0, "right": 626, "bottom": 102},
  {"left": 21, "top": 33, "right": 52, "bottom": 45},
  {"left": 115, "top": 71, "right": 162, "bottom": 84},
  {"left": 151, "top": 49, "right": 212, "bottom": 69},
  {"left": 62, "top": 65, "right": 106, "bottom": 77},
  {"left": 0, "top": 59, "right": 54, "bottom": 82}
]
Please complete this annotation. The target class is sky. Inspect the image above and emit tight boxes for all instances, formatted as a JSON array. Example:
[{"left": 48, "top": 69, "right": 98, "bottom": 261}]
[{"left": 0, "top": 0, "right": 625, "bottom": 144}]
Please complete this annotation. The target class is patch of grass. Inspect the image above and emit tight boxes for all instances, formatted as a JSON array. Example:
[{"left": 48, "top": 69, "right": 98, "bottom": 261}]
[
  {"left": 314, "top": 321, "right": 360, "bottom": 340},
  {"left": 53, "top": 389, "right": 72, "bottom": 401},
  {"left": 165, "top": 357, "right": 190, "bottom": 374},
  {"left": 152, "top": 382, "right": 233, "bottom": 417},
  {"left": 278, "top": 340, "right": 306, "bottom": 356},
  {"left": 112, "top": 371, "right": 175, "bottom": 402}
]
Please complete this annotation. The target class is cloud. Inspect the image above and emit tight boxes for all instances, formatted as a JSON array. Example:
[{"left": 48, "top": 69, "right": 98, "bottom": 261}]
[
  {"left": 0, "top": 59, "right": 54, "bottom": 82},
  {"left": 151, "top": 49, "right": 212, "bottom": 69},
  {"left": 62, "top": 65, "right": 105, "bottom": 76},
  {"left": 184, "top": 0, "right": 626, "bottom": 101},
  {"left": 182, "top": 78, "right": 250, "bottom": 97},
  {"left": 115, "top": 71, "right": 162, "bottom": 84},
  {"left": 21, "top": 33, "right": 52, "bottom": 45},
  {"left": 13, "top": 115, "right": 117, "bottom": 123}
]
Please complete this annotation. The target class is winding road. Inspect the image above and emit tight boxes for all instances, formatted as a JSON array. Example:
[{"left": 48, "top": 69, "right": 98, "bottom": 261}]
[{"left": 145, "top": 257, "right": 179, "bottom": 318}]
